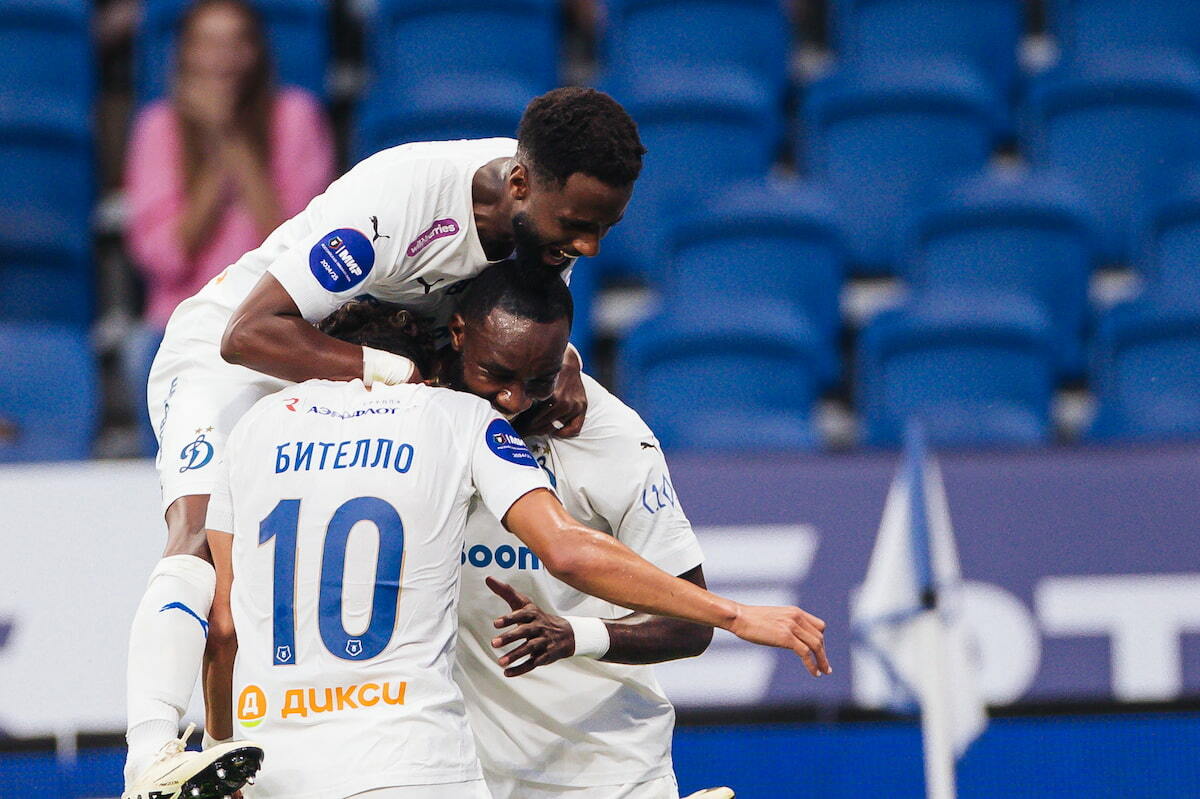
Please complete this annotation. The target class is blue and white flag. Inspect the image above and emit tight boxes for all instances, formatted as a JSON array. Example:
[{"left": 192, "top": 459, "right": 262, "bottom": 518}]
[{"left": 851, "top": 424, "right": 986, "bottom": 798}]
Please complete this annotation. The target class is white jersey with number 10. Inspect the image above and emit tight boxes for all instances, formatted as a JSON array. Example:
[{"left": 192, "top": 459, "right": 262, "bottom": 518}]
[{"left": 206, "top": 379, "right": 550, "bottom": 799}]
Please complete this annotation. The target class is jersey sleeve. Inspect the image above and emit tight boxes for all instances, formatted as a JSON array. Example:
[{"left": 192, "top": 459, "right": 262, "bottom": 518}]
[
  {"left": 578, "top": 432, "right": 704, "bottom": 578},
  {"left": 467, "top": 409, "right": 553, "bottom": 523},
  {"left": 266, "top": 158, "right": 419, "bottom": 322}
]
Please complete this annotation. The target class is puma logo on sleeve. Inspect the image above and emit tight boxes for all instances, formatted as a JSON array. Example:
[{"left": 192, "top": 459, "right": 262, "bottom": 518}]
[{"left": 370, "top": 216, "right": 391, "bottom": 242}]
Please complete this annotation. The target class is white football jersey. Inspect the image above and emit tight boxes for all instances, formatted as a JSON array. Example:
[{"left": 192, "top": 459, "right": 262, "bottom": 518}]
[
  {"left": 454, "top": 375, "right": 704, "bottom": 787},
  {"left": 207, "top": 379, "right": 551, "bottom": 799},
  {"left": 160, "top": 137, "right": 570, "bottom": 361}
]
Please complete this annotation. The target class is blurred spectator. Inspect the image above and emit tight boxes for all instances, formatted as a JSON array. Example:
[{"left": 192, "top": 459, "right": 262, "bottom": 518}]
[{"left": 123, "top": 0, "right": 335, "bottom": 452}]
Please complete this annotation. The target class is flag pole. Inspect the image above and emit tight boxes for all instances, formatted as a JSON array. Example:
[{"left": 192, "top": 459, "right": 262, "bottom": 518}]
[
  {"left": 917, "top": 610, "right": 956, "bottom": 799},
  {"left": 906, "top": 422, "right": 956, "bottom": 799}
]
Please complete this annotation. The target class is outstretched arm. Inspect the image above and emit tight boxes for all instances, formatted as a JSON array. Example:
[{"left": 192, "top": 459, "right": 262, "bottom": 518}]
[{"left": 501, "top": 489, "right": 830, "bottom": 676}]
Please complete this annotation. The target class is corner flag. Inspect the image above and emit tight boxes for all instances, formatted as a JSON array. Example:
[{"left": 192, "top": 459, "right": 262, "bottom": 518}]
[{"left": 851, "top": 422, "right": 986, "bottom": 799}]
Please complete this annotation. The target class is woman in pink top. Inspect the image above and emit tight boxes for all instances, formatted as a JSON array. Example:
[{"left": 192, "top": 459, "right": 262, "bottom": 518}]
[
  {"left": 123, "top": 0, "right": 334, "bottom": 452},
  {"left": 125, "top": 0, "right": 334, "bottom": 327}
]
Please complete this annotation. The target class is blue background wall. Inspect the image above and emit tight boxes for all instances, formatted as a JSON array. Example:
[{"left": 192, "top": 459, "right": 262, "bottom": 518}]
[{"left": 673, "top": 713, "right": 1200, "bottom": 798}]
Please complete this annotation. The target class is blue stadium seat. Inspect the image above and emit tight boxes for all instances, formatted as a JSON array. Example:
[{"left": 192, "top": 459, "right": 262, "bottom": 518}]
[
  {"left": 830, "top": 0, "right": 1023, "bottom": 99},
  {"left": 1049, "top": 0, "right": 1200, "bottom": 67},
  {"left": 137, "top": 0, "right": 329, "bottom": 104},
  {"left": 0, "top": 323, "right": 97, "bottom": 462},
  {"left": 369, "top": 0, "right": 559, "bottom": 100},
  {"left": 620, "top": 300, "right": 828, "bottom": 452},
  {"left": 0, "top": 103, "right": 92, "bottom": 227},
  {"left": 0, "top": 0, "right": 91, "bottom": 114},
  {"left": 601, "top": 0, "right": 790, "bottom": 100},
  {"left": 906, "top": 168, "right": 1097, "bottom": 375},
  {"left": 803, "top": 59, "right": 1002, "bottom": 276},
  {"left": 0, "top": 104, "right": 93, "bottom": 323},
  {"left": 666, "top": 178, "right": 845, "bottom": 371},
  {"left": 0, "top": 212, "right": 92, "bottom": 324},
  {"left": 1136, "top": 164, "right": 1200, "bottom": 302},
  {"left": 1090, "top": 298, "right": 1200, "bottom": 441},
  {"left": 1024, "top": 51, "right": 1200, "bottom": 264},
  {"left": 355, "top": 76, "right": 531, "bottom": 163},
  {"left": 858, "top": 291, "right": 1057, "bottom": 448},
  {"left": 599, "top": 70, "right": 782, "bottom": 279}
]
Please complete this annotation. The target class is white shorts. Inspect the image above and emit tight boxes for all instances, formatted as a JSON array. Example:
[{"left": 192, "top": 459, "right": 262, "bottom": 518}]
[
  {"left": 348, "top": 780, "right": 493, "bottom": 798},
  {"left": 482, "top": 771, "right": 678, "bottom": 799},
  {"left": 146, "top": 335, "right": 289, "bottom": 511}
]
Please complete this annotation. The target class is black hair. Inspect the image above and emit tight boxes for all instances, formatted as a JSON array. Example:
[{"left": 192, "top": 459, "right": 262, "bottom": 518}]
[
  {"left": 457, "top": 261, "right": 574, "bottom": 330},
  {"left": 517, "top": 87, "right": 646, "bottom": 188},
  {"left": 318, "top": 300, "right": 436, "bottom": 376}
]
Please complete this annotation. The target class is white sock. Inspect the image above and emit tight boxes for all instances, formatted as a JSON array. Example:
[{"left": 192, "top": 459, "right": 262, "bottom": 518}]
[
  {"left": 124, "top": 554, "right": 216, "bottom": 784},
  {"left": 125, "top": 718, "right": 180, "bottom": 785}
]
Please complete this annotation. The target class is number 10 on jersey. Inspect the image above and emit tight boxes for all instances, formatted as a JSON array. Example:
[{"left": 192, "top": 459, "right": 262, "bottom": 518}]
[{"left": 259, "top": 496, "right": 406, "bottom": 664}]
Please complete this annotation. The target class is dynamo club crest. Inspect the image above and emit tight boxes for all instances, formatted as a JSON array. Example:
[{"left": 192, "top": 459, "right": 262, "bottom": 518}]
[{"left": 179, "top": 432, "right": 215, "bottom": 473}]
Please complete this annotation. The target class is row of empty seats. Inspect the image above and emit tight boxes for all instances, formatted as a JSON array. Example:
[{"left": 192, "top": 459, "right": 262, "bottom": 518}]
[
  {"left": 117, "top": 1, "right": 1200, "bottom": 106},
  {"left": 621, "top": 291, "right": 1200, "bottom": 451},
  {"left": 593, "top": 50, "right": 1200, "bottom": 282},
  {"left": 5, "top": 284, "right": 1195, "bottom": 463}
]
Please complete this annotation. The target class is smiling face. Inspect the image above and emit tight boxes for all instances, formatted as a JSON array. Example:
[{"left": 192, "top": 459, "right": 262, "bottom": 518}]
[
  {"left": 508, "top": 166, "right": 633, "bottom": 268},
  {"left": 446, "top": 308, "right": 570, "bottom": 418}
]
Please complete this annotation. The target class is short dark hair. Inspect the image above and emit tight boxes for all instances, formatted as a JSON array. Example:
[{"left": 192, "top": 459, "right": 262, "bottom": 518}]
[
  {"left": 318, "top": 299, "right": 436, "bottom": 375},
  {"left": 457, "top": 261, "right": 574, "bottom": 330},
  {"left": 517, "top": 87, "right": 645, "bottom": 188}
]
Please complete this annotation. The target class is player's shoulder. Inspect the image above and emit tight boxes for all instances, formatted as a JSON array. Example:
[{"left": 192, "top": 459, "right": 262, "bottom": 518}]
[
  {"left": 223, "top": 383, "right": 310, "bottom": 454},
  {"left": 328, "top": 138, "right": 515, "bottom": 238},
  {"left": 414, "top": 383, "right": 497, "bottom": 427},
  {"left": 567, "top": 374, "right": 659, "bottom": 451},
  {"left": 235, "top": 379, "right": 349, "bottom": 429},
  {"left": 354, "top": 137, "right": 516, "bottom": 181}
]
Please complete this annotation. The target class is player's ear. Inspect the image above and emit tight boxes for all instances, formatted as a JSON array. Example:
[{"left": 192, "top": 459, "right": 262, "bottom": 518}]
[
  {"left": 448, "top": 313, "right": 467, "bottom": 352},
  {"left": 508, "top": 161, "right": 530, "bottom": 200}
]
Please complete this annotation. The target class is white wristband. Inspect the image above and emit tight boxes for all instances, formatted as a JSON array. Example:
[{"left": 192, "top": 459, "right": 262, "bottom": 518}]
[
  {"left": 564, "top": 616, "right": 610, "bottom": 659},
  {"left": 202, "top": 731, "right": 232, "bottom": 750},
  {"left": 362, "top": 346, "right": 415, "bottom": 387}
]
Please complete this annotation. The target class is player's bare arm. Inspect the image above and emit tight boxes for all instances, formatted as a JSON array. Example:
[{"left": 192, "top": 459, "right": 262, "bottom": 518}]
[
  {"left": 486, "top": 565, "right": 713, "bottom": 676},
  {"left": 502, "top": 488, "right": 832, "bottom": 677},
  {"left": 221, "top": 273, "right": 379, "bottom": 383}
]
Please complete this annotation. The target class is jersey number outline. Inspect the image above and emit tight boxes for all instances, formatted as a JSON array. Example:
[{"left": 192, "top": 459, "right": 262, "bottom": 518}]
[{"left": 259, "top": 496, "right": 405, "bottom": 665}]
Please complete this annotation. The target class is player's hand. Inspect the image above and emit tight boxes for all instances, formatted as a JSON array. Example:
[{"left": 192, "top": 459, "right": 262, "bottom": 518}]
[
  {"left": 486, "top": 576, "right": 576, "bottom": 677},
  {"left": 514, "top": 351, "right": 586, "bottom": 438},
  {"left": 728, "top": 604, "right": 831, "bottom": 677}
]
